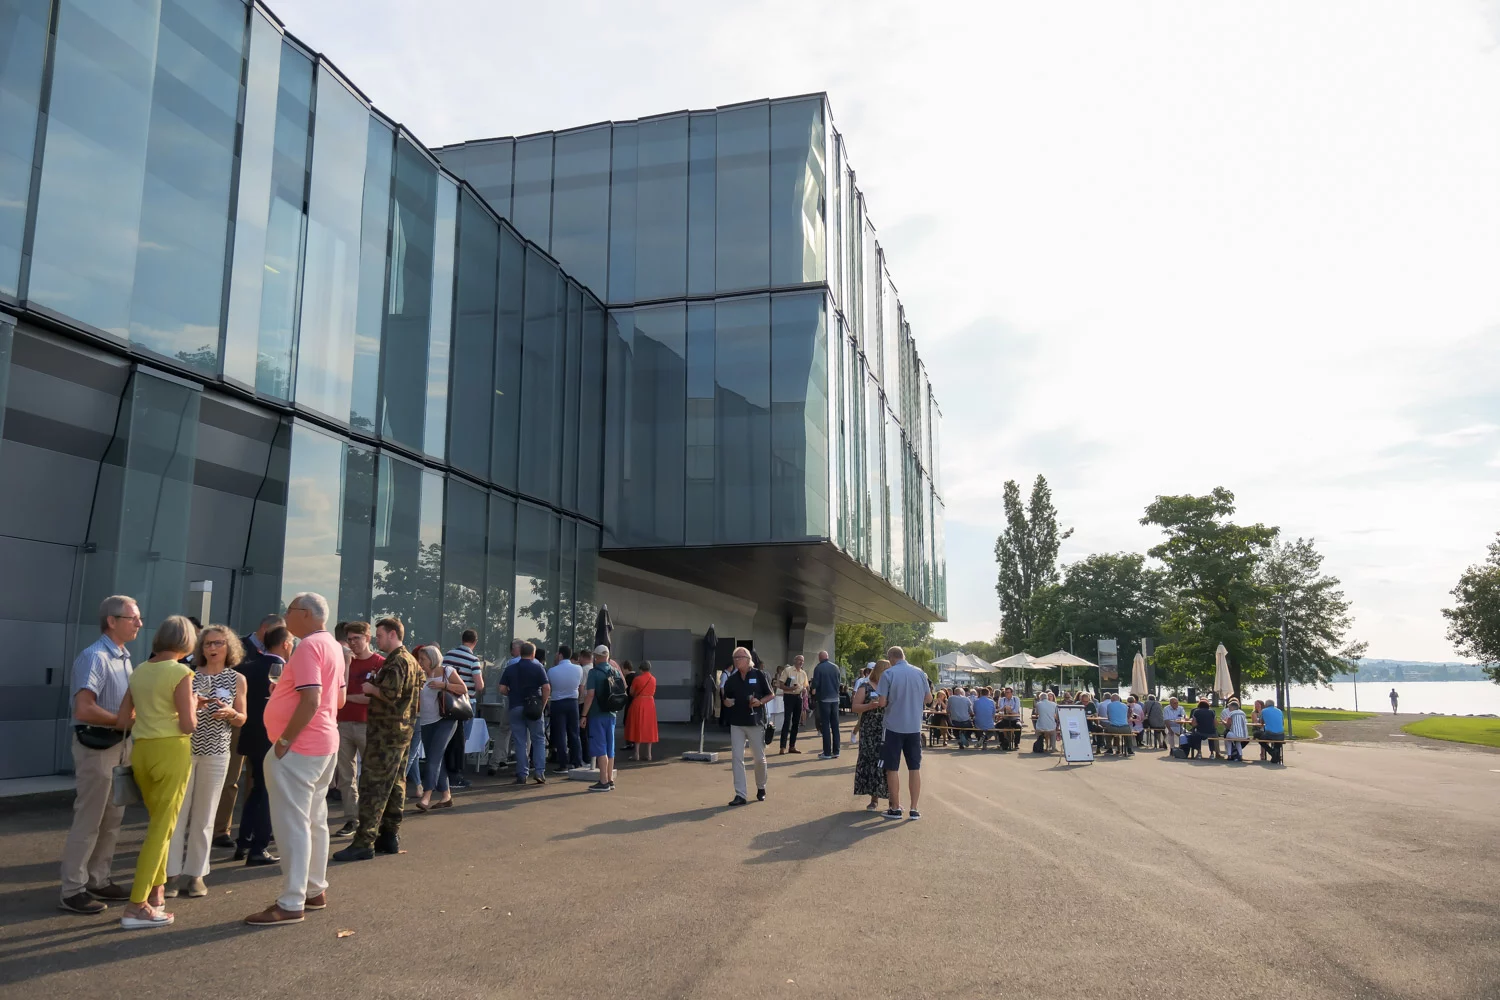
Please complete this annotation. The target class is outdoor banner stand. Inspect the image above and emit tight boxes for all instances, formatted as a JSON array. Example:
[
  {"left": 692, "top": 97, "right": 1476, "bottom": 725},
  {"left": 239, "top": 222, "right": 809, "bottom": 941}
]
[{"left": 1057, "top": 704, "right": 1094, "bottom": 765}]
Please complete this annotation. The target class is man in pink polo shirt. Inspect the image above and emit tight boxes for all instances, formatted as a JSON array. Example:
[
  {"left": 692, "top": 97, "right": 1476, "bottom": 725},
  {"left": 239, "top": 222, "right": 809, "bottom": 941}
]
[{"left": 246, "top": 592, "right": 346, "bottom": 927}]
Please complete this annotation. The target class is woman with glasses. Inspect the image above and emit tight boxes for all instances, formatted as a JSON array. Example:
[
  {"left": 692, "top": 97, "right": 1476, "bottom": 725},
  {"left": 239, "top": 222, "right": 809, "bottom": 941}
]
[{"left": 164, "top": 625, "right": 245, "bottom": 898}]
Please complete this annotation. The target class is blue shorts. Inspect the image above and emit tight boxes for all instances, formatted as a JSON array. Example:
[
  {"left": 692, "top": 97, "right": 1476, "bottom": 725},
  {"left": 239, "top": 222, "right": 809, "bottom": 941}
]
[
  {"left": 882, "top": 730, "right": 922, "bottom": 772},
  {"left": 587, "top": 714, "right": 616, "bottom": 759}
]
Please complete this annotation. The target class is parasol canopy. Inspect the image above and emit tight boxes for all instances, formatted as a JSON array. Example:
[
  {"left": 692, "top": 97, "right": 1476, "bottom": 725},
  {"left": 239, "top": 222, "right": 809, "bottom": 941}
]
[
  {"left": 1214, "top": 644, "right": 1234, "bottom": 699},
  {"left": 1130, "top": 651, "right": 1148, "bottom": 695}
]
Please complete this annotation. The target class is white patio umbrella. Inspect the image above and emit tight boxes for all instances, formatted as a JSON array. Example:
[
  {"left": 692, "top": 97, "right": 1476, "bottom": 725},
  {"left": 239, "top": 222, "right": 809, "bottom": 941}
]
[
  {"left": 1032, "top": 649, "right": 1098, "bottom": 691},
  {"left": 1213, "top": 644, "right": 1234, "bottom": 699},
  {"left": 1130, "top": 651, "right": 1148, "bottom": 696}
]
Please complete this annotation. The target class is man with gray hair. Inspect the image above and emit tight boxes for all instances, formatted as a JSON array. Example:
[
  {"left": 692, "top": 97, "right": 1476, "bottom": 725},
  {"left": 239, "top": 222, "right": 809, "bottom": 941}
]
[
  {"left": 246, "top": 594, "right": 346, "bottom": 927},
  {"left": 59, "top": 595, "right": 141, "bottom": 914}
]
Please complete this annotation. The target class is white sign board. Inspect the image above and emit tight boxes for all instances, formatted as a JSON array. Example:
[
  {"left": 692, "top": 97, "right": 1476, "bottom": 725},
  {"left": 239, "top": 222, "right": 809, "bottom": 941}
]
[{"left": 1057, "top": 704, "right": 1094, "bottom": 764}]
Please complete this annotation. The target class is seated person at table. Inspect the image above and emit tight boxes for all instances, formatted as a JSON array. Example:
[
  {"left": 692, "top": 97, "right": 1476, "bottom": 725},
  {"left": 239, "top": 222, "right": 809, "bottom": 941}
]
[
  {"left": 1144, "top": 694, "right": 1165, "bottom": 748},
  {"left": 1127, "top": 695, "right": 1145, "bottom": 747},
  {"left": 1032, "top": 690, "right": 1059, "bottom": 752},
  {"left": 947, "top": 687, "right": 974, "bottom": 748},
  {"left": 929, "top": 690, "right": 949, "bottom": 745},
  {"left": 1182, "top": 699, "right": 1218, "bottom": 758},
  {"left": 1101, "top": 693, "right": 1135, "bottom": 756},
  {"left": 971, "top": 688, "right": 997, "bottom": 748},
  {"left": 1222, "top": 699, "right": 1249, "bottom": 761},
  {"left": 996, "top": 687, "right": 1022, "bottom": 750},
  {"left": 1077, "top": 692, "right": 1103, "bottom": 748},
  {"left": 1257, "top": 698, "right": 1286, "bottom": 764},
  {"left": 1161, "top": 697, "right": 1186, "bottom": 746}
]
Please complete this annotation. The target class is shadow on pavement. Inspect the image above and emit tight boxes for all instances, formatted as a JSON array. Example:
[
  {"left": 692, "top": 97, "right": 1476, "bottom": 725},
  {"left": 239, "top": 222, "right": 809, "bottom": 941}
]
[
  {"left": 743, "top": 811, "right": 899, "bottom": 865},
  {"left": 0, "top": 919, "right": 248, "bottom": 986},
  {"left": 549, "top": 805, "right": 725, "bottom": 841}
]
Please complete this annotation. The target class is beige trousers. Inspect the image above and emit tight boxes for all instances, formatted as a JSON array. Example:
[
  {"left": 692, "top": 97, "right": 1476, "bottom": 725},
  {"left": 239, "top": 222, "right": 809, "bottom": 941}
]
[
  {"left": 59, "top": 736, "right": 132, "bottom": 898},
  {"left": 336, "top": 720, "right": 367, "bottom": 820}
]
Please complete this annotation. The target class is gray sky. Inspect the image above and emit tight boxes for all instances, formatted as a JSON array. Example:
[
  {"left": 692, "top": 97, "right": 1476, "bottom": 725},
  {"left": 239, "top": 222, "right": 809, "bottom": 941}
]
[{"left": 275, "top": 0, "right": 1500, "bottom": 661}]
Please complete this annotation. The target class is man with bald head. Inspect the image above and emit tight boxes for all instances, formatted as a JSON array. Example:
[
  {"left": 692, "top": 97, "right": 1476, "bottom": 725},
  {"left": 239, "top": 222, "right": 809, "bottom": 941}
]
[{"left": 810, "top": 649, "right": 842, "bottom": 759}]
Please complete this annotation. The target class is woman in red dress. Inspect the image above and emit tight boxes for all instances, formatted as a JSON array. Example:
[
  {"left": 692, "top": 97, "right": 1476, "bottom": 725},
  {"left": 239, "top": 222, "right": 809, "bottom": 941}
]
[{"left": 624, "top": 662, "right": 659, "bottom": 760}]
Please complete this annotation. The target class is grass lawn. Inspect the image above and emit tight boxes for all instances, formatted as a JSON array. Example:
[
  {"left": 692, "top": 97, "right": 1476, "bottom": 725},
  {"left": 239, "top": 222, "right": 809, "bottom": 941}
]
[
  {"left": 1402, "top": 716, "right": 1500, "bottom": 749},
  {"left": 1285, "top": 708, "right": 1375, "bottom": 739}
]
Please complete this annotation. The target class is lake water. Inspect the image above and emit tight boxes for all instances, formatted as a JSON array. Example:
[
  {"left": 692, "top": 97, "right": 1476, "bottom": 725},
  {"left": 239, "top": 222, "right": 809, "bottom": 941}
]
[{"left": 1113, "top": 680, "right": 1500, "bottom": 716}]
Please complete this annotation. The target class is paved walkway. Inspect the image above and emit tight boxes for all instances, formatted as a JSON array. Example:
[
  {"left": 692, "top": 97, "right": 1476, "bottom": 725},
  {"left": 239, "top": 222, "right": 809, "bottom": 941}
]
[{"left": 1312, "top": 712, "right": 1500, "bottom": 754}]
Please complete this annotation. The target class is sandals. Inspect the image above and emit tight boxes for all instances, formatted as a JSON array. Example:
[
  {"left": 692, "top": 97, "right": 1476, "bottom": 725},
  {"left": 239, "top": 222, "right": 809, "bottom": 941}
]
[{"left": 121, "top": 904, "right": 174, "bottom": 930}]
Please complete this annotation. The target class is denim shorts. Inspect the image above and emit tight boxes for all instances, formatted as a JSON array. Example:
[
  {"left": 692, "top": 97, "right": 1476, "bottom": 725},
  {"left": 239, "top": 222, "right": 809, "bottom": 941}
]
[
  {"left": 587, "top": 714, "right": 616, "bottom": 759},
  {"left": 881, "top": 730, "right": 922, "bottom": 772}
]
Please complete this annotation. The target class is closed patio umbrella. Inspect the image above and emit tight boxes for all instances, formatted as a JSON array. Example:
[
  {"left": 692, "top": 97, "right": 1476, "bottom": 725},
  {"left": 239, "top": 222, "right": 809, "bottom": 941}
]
[
  {"left": 685, "top": 625, "right": 719, "bottom": 762},
  {"left": 1213, "top": 644, "right": 1234, "bottom": 699},
  {"left": 593, "top": 604, "right": 613, "bottom": 654},
  {"left": 1131, "top": 652, "right": 1148, "bottom": 696}
]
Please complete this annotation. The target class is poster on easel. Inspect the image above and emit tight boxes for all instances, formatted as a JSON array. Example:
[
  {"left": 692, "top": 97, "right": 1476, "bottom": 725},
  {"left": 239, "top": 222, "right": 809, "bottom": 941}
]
[{"left": 1057, "top": 704, "right": 1094, "bottom": 764}]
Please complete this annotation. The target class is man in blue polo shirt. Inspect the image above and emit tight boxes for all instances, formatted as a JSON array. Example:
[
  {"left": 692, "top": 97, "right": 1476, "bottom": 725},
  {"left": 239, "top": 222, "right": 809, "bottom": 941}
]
[
  {"left": 1102, "top": 692, "right": 1135, "bottom": 756},
  {"left": 1258, "top": 698, "right": 1286, "bottom": 764},
  {"left": 874, "top": 645, "right": 933, "bottom": 821}
]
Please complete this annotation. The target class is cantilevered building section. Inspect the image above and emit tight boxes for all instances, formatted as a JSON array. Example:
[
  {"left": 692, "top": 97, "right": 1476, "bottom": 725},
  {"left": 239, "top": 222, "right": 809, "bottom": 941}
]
[{"left": 0, "top": 0, "right": 943, "bottom": 777}]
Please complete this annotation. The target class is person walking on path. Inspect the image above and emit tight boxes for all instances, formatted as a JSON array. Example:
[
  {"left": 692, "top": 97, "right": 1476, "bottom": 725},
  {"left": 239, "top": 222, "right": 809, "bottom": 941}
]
[
  {"left": 720, "top": 647, "right": 772, "bottom": 806},
  {"left": 811, "top": 651, "right": 842, "bottom": 759},
  {"left": 58, "top": 595, "right": 141, "bottom": 915},
  {"left": 874, "top": 646, "right": 932, "bottom": 821},
  {"left": 235, "top": 626, "right": 290, "bottom": 866},
  {"left": 776, "top": 656, "right": 808, "bottom": 754},
  {"left": 547, "top": 645, "right": 585, "bottom": 773},
  {"left": 1389, "top": 688, "right": 1399, "bottom": 715},
  {"left": 164, "top": 626, "right": 245, "bottom": 898},
  {"left": 333, "top": 618, "right": 423, "bottom": 863},
  {"left": 499, "top": 642, "right": 551, "bottom": 785},
  {"left": 113, "top": 615, "right": 201, "bottom": 929},
  {"left": 852, "top": 659, "right": 891, "bottom": 809},
  {"left": 580, "top": 646, "right": 624, "bottom": 791},
  {"left": 245, "top": 593, "right": 345, "bottom": 927},
  {"left": 214, "top": 613, "right": 283, "bottom": 849},
  {"left": 625, "top": 662, "right": 659, "bottom": 760},
  {"left": 332, "top": 622, "right": 382, "bottom": 838}
]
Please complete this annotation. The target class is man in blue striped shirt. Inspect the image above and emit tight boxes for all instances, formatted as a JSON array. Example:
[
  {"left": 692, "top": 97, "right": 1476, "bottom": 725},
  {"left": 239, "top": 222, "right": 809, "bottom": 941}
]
[{"left": 441, "top": 630, "right": 483, "bottom": 788}]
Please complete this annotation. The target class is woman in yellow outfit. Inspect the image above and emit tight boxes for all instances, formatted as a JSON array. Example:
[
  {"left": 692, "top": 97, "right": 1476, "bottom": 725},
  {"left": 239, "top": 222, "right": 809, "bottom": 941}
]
[{"left": 113, "top": 615, "right": 203, "bottom": 929}]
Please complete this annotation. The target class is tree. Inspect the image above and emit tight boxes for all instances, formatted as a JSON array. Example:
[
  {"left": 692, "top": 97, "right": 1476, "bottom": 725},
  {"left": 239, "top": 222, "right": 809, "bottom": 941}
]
[
  {"left": 835, "top": 623, "right": 884, "bottom": 673},
  {"left": 1256, "top": 537, "right": 1359, "bottom": 686},
  {"left": 880, "top": 621, "right": 933, "bottom": 650},
  {"left": 907, "top": 646, "right": 939, "bottom": 686},
  {"left": 1142, "top": 488, "right": 1277, "bottom": 695},
  {"left": 995, "top": 475, "right": 1072, "bottom": 654},
  {"left": 1443, "top": 533, "right": 1500, "bottom": 682}
]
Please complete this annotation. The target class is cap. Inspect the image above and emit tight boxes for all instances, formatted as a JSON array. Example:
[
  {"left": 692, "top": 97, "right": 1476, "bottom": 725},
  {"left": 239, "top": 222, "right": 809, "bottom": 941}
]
[{"left": 594, "top": 644, "right": 610, "bottom": 657}]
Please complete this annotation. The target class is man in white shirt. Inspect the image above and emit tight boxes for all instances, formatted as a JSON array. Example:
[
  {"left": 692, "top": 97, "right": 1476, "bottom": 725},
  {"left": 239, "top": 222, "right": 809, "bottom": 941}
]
[
  {"left": 1032, "top": 691, "right": 1060, "bottom": 753},
  {"left": 547, "top": 646, "right": 585, "bottom": 772},
  {"left": 775, "top": 657, "right": 808, "bottom": 754},
  {"left": 946, "top": 686, "right": 974, "bottom": 748},
  {"left": 1162, "top": 697, "right": 1186, "bottom": 748}
]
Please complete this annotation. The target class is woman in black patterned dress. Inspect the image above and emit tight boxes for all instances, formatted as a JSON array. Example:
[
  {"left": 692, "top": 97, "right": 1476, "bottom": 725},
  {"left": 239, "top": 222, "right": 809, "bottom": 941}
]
[{"left": 852, "top": 659, "right": 890, "bottom": 809}]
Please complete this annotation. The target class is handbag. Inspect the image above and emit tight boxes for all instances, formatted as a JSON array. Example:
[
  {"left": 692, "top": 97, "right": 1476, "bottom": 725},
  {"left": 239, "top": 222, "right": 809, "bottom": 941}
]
[
  {"left": 75, "top": 724, "right": 125, "bottom": 750},
  {"left": 441, "top": 689, "right": 475, "bottom": 722},
  {"left": 111, "top": 765, "right": 143, "bottom": 807},
  {"left": 522, "top": 693, "right": 544, "bottom": 721}
]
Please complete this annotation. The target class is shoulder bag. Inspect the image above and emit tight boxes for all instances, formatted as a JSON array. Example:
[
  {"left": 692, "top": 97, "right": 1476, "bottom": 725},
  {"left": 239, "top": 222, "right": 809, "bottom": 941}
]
[
  {"left": 439, "top": 668, "right": 474, "bottom": 721},
  {"left": 111, "top": 765, "right": 143, "bottom": 808}
]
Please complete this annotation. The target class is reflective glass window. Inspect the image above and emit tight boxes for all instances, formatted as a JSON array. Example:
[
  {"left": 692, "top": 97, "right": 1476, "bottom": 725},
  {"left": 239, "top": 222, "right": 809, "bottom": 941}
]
[
  {"left": 513, "top": 502, "right": 553, "bottom": 648},
  {"left": 684, "top": 301, "right": 715, "bottom": 545},
  {"left": 511, "top": 134, "right": 552, "bottom": 249},
  {"left": 548, "top": 274, "right": 569, "bottom": 498},
  {"left": 864, "top": 372, "right": 884, "bottom": 577},
  {"left": 551, "top": 127, "right": 610, "bottom": 293},
  {"left": 770, "top": 99, "right": 826, "bottom": 287},
  {"left": 223, "top": 9, "right": 282, "bottom": 387},
  {"left": 602, "top": 309, "right": 630, "bottom": 541},
  {"left": 235, "top": 419, "right": 291, "bottom": 633},
  {"left": 715, "top": 295, "right": 770, "bottom": 543},
  {"left": 485, "top": 492, "right": 515, "bottom": 656},
  {"left": 378, "top": 137, "right": 436, "bottom": 451},
  {"left": 424, "top": 176, "right": 457, "bottom": 457},
  {"left": 886, "top": 411, "right": 904, "bottom": 589},
  {"left": 635, "top": 115, "right": 688, "bottom": 301},
  {"left": 30, "top": 0, "right": 243, "bottom": 372},
  {"left": 490, "top": 227, "right": 524, "bottom": 490},
  {"left": 573, "top": 523, "right": 600, "bottom": 654},
  {"left": 447, "top": 140, "right": 511, "bottom": 221},
  {"left": 338, "top": 442, "right": 377, "bottom": 622},
  {"left": 0, "top": 0, "right": 50, "bottom": 296},
  {"left": 560, "top": 283, "right": 582, "bottom": 509},
  {"left": 557, "top": 519, "right": 576, "bottom": 657},
  {"left": 518, "top": 247, "right": 559, "bottom": 504},
  {"left": 623, "top": 303, "right": 685, "bottom": 545},
  {"left": 442, "top": 477, "right": 487, "bottom": 649},
  {"left": 881, "top": 266, "right": 900, "bottom": 410},
  {"left": 372, "top": 453, "right": 443, "bottom": 646},
  {"left": 449, "top": 191, "right": 497, "bottom": 478},
  {"left": 279, "top": 422, "right": 346, "bottom": 618},
  {"left": 687, "top": 114, "right": 716, "bottom": 296},
  {"left": 770, "top": 291, "right": 828, "bottom": 540},
  {"left": 576, "top": 299, "right": 606, "bottom": 521},
  {"left": 825, "top": 115, "right": 841, "bottom": 309},
  {"left": 607, "top": 124, "right": 637, "bottom": 304},
  {"left": 715, "top": 104, "right": 769, "bottom": 293},
  {"left": 350, "top": 118, "right": 393, "bottom": 433},
  {"left": 294, "top": 71, "right": 368, "bottom": 421}
]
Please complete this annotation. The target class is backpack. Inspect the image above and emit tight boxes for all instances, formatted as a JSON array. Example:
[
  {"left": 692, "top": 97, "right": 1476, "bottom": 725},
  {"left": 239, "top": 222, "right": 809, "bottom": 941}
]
[{"left": 602, "top": 668, "right": 629, "bottom": 712}]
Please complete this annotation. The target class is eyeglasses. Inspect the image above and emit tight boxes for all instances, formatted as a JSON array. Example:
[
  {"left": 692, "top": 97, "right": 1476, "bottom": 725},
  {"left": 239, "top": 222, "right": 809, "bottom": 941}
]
[
  {"left": 733, "top": 654, "right": 750, "bottom": 661},
  {"left": 203, "top": 639, "right": 227, "bottom": 649},
  {"left": 110, "top": 614, "right": 143, "bottom": 624}
]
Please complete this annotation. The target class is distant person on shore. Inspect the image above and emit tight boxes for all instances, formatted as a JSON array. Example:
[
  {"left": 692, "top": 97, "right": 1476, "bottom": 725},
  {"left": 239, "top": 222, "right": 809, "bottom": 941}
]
[{"left": 1389, "top": 688, "right": 1399, "bottom": 715}]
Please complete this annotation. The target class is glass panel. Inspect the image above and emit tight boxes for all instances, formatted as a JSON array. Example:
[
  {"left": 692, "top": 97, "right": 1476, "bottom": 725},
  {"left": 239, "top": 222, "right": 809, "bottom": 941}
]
[
  {"left": 715, "top": 104, "right": 769, "bottom": 293},
  {"left": 0, "top": 0, "right": 50, "bottom": 296},
  {"left": 550, "top": 127, "right": 610, "bottom": 293},
  {"left": 510, "top": 133, "right": 552, "bottom": 249},
  {"left": 602, "top": 309, "right": 629, "bottom": 543},
  {"left": 372, "top": 454, "right": 442, "bottom": 646},
  {"left": 573, "top": 523, "right": 599, "bottom": 655},
  {"left": 684, "top": 300, "right": 714, "bottom": 545},
  {"left": 686, "top": 113, "right": 716, "bottom": 296},
  {"left": 513, "top": 502, "right": 552, "bottom": 649},
  {"left": 448, "top": 140, "right": 511, "bottom": 221},
  {"left": 378, "top": 137, "right": 436, "bottom": 451},
  {"left": 861, "top": 210, "right": 877, "bottom": 357},
  {"left": 517, "top": 247, "right": 559, "bottom": 503},
  {"left": 484, "top": 492, "right": 515, "bottom": 658},
  {"left": 279, "top": 422, "right": 346, "bottom": 619},
  {"left": 30, "top": 0, "right": 242, "bottom": 371},
  {"left": 79, "top": 369, "right": 201, "bottom": 660},
  {"left": 557, "top": 519, "right": 575, "bottom": 658},
  {"left": 770, "top": 291, "right": 829, "bottom": 540},
  {"left": 423, "top": 176, "right": 457, "bottom": 457},
  {"left": 223, "top": 9, "right": 280, "bottom": 387},
  {"left": 607, "top": 124, "right": 636, "bottom": 304},
  {"left": 715, "top": 295, "right": 770, "bottom": 543},
  {"left": 350, "top": 117, "right": 393, "bottom": 432},
  {"left": 885, "top": 411, "right": 903, "bottom": 589},
  {"left": 623, "top": 303, "right": 685, "bottom": 545},
  {"left": 635, "top": 115, "right": 688, "bottom": 301},
  {"left": 449, "top": 190, "right": 497, "bottom": 478},
  {"left": 548, "top": 273, "right": 568, "bottom": 499},
  {"left": 490, "top": 227, "right": 524, "bottom": 491},
  {"left": 770, "top": 99, "right": 826, "bottom": 287},
  {"left": 864, "top": 371, "right": 883, "bottom": 577},
  {"left": 338, "top": 442, "right": 376, "bottom": 622},
  {"left": 560, "top": 283, "right": 582, "bottom": 509},
  {"left": 442, "top": 477, "right": 487, "bottom": 650},
  {"left": 294, "top": 71, "right": 368, "bottom": 421},
  {"left": 882, "top": 265, "right": 900, "bottom": 411},
  {"left": 255, "top": 42, "right": 314, "bottom": 398},
  {"left": 235, "top": 419, "right": 290, "bottom": 632},
  {"left": 825, "top": 115, "right": 841, "bottom": 309},
  {"left": 576, "top": 299, "right": 605, "bottom": 521}
]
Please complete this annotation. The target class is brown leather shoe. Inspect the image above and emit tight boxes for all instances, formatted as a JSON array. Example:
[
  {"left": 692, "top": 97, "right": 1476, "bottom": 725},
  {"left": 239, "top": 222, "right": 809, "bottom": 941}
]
[
  {"left": 244, "top": 904, "right": 304, "bottom": 926},
  {"left": 304, "top": 891, "right": 327, "bottom": 910}
]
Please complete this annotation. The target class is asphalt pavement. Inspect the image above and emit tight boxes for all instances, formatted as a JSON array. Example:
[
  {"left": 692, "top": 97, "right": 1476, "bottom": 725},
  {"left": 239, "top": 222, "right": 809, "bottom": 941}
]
[{"left": 1, "top": 730, "right": 1496, "bottom": 999}]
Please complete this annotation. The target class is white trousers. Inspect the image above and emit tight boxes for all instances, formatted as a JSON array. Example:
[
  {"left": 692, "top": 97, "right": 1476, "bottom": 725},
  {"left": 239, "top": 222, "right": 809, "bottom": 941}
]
[
  {"left": 165, "top": 752, "right": 230, "bottom": 878},
  {"left": 264, "top": 748, "right": 336, "bottom": 912},
  {"left": 729, "top": 725, "right": 768, "bottom": 800}
]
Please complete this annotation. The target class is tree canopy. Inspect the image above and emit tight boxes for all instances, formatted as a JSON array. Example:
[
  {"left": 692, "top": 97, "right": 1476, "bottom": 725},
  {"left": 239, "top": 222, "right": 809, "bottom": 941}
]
[
  {"left": 1028, "top": 552, "right": 1168, "bottom": 668},
  {"left": 995, "top": 475, "right": 1071, "bottom": 655},
  {"left": 1256, "top": 537, "right": 1357, "bottom": 685},
  {"left": 1444, "top": 532, "right": 1500, "bottom": 682}
]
